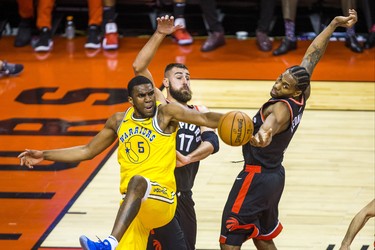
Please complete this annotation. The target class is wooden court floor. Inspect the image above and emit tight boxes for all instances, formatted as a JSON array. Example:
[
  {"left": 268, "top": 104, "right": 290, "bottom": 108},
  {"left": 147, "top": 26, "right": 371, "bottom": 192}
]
[{"left": 0, "top": 35, "right": 374, "bottom": 250}]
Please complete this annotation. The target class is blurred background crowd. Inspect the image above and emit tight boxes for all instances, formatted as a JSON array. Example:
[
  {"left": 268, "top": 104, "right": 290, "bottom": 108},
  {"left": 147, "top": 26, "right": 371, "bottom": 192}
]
[{"left": 0, "top": 0, "right": 374, "bottom": 77}]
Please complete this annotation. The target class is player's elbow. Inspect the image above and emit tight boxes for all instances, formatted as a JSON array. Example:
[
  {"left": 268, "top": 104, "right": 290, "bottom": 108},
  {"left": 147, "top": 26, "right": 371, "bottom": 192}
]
[{"left": 132, "top": 62, "right": 143, "bottom": 75}]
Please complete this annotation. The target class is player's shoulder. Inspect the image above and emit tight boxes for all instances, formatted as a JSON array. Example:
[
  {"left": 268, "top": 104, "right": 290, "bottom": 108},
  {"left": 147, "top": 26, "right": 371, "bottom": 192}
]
[
  {"left": 192, "top": 104, "right": 209, "bottom": 113},
  {"left": 106, "top": 112, "right": 126, "bottom": 131}
]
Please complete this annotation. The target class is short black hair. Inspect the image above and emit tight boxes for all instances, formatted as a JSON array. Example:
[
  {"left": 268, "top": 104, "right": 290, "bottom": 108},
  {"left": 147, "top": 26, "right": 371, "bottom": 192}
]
[
  {"left": 164, "top": 63, "right": 188, "bottom": 77},
  {"left": 287, "top": 65, "right": 310, "bottom": 92},
  {"left": 127, "top": 75, "right": 153, "bottom": 97}
]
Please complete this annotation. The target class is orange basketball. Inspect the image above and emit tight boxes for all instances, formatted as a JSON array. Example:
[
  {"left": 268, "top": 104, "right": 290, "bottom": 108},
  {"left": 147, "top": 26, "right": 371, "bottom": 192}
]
[{"left": 218, "top": 111, "right": 254, "bottom": 146}]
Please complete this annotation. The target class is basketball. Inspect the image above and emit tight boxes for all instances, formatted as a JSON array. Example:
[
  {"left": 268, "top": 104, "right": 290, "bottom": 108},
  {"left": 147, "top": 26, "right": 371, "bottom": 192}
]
[{"left": 218, "top": 111, "right": 254, "bottom": 146}]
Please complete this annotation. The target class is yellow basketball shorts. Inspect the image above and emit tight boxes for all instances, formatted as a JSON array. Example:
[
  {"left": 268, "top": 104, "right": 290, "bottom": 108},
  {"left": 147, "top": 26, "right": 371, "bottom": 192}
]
[{"left": 117, "top": 179, "right": 177, "bottom": 249}]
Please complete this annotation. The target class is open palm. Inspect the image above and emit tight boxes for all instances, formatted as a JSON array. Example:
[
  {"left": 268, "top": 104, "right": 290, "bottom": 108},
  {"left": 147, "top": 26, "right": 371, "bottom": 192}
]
[{"left": 156, "top": 15, "right": 183, "bottom": 35}]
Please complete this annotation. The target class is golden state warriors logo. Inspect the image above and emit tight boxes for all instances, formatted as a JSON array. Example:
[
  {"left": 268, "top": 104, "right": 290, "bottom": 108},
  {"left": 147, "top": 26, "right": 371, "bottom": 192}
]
[{"left": 124, "top": 135, "right": 150, "bottom": 163}]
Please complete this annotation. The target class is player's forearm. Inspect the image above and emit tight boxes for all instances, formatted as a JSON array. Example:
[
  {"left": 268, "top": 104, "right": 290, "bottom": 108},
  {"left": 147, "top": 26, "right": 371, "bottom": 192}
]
[
  {"left": 340, "top": 211, "right": 368, "bottom": 247},
  {"left": 300, "top": 19, "right": 338, "bottom": 74},
  {"left": 185, "top": 141, "right": 214, "bottom": 163},
  {"left": 132, "top": 31, "right": 166, "bottom": 74},
  {"left": 43, "top": 145, "right": 92, "bottom": 162},
  {"left": 203, "top": 112, "right": 223, "bottom": 128}
]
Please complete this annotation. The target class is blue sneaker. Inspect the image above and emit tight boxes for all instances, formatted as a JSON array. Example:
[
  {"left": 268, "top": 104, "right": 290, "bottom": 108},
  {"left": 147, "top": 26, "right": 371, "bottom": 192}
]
[{"left": 79, "top": 235, "right": 112, "bottom": 250}]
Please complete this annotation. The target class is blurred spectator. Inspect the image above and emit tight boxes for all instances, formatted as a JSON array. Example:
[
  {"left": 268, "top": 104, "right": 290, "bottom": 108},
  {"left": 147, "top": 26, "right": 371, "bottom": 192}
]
[
  {"left": 102, "top": 0, "right": 119, "bottom": 50},
  {"left": 83, "top": 0, "right": 103, "bottom": 50},
  {"left": 199, "top": 0, "right": 226, "bottom": 52},
  {"left": 171, "top": 0, "right": 193, "bottom": 45},
  {"left": 14, "top": 0, "right": 35, "bottom": 47},
  {"left": 361, "top": 0, "right": 375, "bottom": 49},
  {"left": 273, "top": 0, "right": 363, "bottom": 56},
  {"left": 272, "top": 0, "right": 298, "bottom": 56},
  {"left": 15, "top": 0, "right": 103, "bottom": 52},
  {"left": 170, "top": 0, "right": 225, "bottom": 52},
  {"left": 255, "top": 0, "right": 277, "bottom": 52},
  {"left": 0, "top": 60, "right": 24, "bottom": 77},
  {"left": 341, "top": 0, "right": 362, "bottom": 53}
]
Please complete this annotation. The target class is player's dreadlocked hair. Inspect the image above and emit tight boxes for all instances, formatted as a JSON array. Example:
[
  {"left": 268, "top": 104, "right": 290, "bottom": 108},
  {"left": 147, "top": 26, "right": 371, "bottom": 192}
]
[
  {"left": 287, "top": 65, "right": 310, "bottom": 92},
  {"left": 127, "top": 75, "right": 153, "bottom": 97}
]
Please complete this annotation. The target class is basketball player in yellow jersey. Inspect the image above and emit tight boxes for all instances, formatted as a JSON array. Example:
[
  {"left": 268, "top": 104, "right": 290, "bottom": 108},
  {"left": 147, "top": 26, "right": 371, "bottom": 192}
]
[
  {"left": 116, "top": 97, "right": 178, "bottom": 249},
  {"left": 18, "top": 72, "right": 224, "bottom": 249}
]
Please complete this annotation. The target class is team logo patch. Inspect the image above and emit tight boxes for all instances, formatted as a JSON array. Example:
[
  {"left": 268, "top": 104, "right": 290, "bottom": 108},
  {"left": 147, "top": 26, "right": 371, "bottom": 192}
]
[{"left": 125, "top": 135, "right": 151, "bottom": 163}]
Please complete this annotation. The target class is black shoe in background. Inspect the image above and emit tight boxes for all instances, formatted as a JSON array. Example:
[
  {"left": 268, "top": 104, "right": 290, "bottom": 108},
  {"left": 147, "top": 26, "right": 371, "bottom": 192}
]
[
  {"left": 364, "top": 32, "right": 375, "bottom": 49},
  {"left": 345, "top": 35, "right": 363, "bottom": 53},
  {"left": 201, "top": 32, "right": 225, "bottom": 52},
  {"left": 34, "top": 27, "right": 53, "bottom": 52},
  {"left": 85, "top": 25, "right": 101, "bottom": 49},
  {"left": 256, "top": 31, "right": 272, "bottom": 52},
  {"left": 0, "top": 61, "right": 24, "bottom": 77},
  {"left": 14, "top": 18, "right": 34, "bottom": 47},
  {"left": 272, "top": 38, "right": 297, "bottom": 56}
]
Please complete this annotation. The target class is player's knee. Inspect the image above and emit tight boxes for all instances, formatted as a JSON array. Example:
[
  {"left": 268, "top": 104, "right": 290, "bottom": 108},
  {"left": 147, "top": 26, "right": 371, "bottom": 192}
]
[{"left": 128, "top": 175, "right": 148, "bottom": 197}]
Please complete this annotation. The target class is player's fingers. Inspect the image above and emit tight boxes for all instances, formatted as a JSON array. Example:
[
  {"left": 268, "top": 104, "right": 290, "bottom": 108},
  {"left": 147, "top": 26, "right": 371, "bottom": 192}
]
[
  {"left": 20, "top": 156, "right": 25, "bottom": 166},
  {"left": 25, "top": 160, "right": 34, "bottom": 169},
  {"left": 250, "top": 136, "right": 260, "bottom": 146},
  {"left": 18, "top": 152, "right": 26, "bottom": 158}
]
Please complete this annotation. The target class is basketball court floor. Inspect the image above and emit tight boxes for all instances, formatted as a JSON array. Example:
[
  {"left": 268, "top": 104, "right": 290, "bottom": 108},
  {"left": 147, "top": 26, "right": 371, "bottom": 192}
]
[{"left": 0, "top": 33, "right": 374, "bottom": 250}]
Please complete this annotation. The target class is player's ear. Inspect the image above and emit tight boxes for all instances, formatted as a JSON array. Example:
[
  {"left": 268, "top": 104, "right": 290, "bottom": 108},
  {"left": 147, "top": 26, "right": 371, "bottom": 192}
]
[
  {"left": 163, "top": 78, "right": 169, "bottom": 88},
  {"left": 128, "top": 96, "right": 133, "bottom": 105},
  {"left": 293, "top": 90, "right": 302, "bottom": 98}
]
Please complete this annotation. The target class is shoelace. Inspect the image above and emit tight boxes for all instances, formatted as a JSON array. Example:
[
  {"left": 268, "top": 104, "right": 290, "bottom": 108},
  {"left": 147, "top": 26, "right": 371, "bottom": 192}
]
[{"left": 95, "top": 236, "right": 110, "bottom": 250}]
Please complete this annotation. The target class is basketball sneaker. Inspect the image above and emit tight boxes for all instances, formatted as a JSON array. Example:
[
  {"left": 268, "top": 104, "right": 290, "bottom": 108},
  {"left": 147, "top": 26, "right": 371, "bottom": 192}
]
[
  {"left": 79, "top": 235, "right": 112, "bottom": 250},
  {"left": 0, "top": 61, "right": 24, "bottom": 77},
  {"left": 85, "top": 25, "right": 101, "bottom": 49},
  {"left": 102, "top": 22, "right": 119, "bottom": 50},
  {"left": 14, "top": 18, "right": 34, "bottom": 47},
  {"left": 34, "top": 27, "right": 53, "bottom": 52},
  {"left": 172, "top": 28, "right": 193, "bottom": 45}
]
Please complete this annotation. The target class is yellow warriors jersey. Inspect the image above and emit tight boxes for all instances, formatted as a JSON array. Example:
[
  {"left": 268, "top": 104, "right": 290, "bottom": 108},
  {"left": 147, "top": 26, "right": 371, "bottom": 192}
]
[{"left": 117, "top": 103, "right": 177, "bottom": 195}]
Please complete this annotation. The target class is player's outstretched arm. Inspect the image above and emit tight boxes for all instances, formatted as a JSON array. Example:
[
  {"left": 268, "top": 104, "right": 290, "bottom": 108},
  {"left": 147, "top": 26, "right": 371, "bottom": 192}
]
[
  {"left": 339, "top": 199, "right": 375, "bottom": 250},
  {"left": 18, "top": 113, "right": 120, "bottom": 168},
  {"left": 300, "top": 9, "right": 357, "bottom": 76},
  {"left": 159, "top": 102, "right": 223, "bottom": 131},
  {"left": 133, "top": 15, "right": 182, "bottom": 82}
]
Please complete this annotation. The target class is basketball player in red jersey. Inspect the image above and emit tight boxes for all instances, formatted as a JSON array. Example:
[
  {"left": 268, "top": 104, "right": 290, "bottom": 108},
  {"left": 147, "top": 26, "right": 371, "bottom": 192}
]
[{"left": 219, "top": 10, "right": 358, "bottom": 249}]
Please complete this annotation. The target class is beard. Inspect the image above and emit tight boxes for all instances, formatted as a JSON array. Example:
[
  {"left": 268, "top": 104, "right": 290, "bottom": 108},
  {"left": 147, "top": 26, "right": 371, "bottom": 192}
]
[{"left": 169, "top": 85, "right": 192, "bottom": 103}]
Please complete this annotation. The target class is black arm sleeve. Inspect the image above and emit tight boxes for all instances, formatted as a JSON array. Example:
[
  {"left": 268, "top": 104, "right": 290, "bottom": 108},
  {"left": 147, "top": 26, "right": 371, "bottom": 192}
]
[{"left": 201, "top": 131, "right": 219, "bottom": 154}]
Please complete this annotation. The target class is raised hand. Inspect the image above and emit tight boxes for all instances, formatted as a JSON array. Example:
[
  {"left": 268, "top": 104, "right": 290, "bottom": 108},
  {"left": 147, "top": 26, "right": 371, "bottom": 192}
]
[
  {"left": 334, "top": 9, "right": 358, "bottom": 29},
  {"left": 18, "top": 149, "right": 44, "bottom": 169},
  {"left": 156, "top": 15, "right": 183, "bottom": 36}
]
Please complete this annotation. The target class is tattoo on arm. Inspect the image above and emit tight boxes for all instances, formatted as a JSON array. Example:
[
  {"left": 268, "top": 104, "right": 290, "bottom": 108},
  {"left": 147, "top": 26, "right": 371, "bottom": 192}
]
[{"left": 303, "top": 41, "right": 328, "bottom": 75}]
